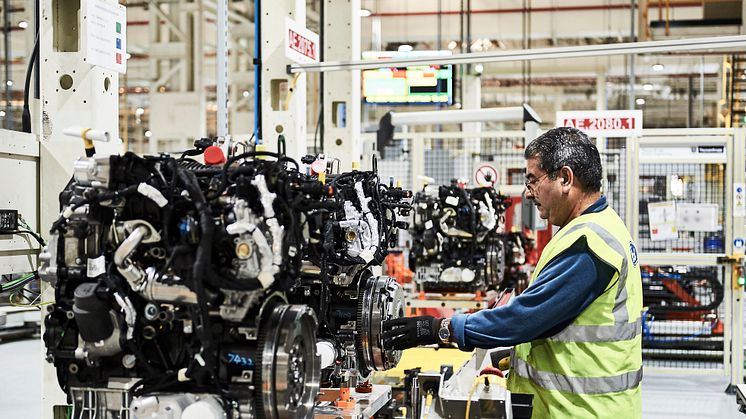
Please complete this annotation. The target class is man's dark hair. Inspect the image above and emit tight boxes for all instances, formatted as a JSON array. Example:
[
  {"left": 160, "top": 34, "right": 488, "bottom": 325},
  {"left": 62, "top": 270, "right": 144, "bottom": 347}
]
[{"left": 524, "top": 127, "right": 602, "bottom": 192}]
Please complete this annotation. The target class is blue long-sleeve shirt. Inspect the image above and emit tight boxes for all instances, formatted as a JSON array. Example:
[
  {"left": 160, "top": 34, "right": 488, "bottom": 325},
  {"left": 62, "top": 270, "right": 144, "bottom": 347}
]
[{"left": 451, "top": 196, "right": 617, "bottom": 350}]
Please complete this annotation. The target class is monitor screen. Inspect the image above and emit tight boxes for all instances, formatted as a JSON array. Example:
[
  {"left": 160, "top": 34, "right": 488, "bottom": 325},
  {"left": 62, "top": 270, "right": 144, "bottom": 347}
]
[{"left": 362, "top": 50, "right": 453, "bottom": 105}]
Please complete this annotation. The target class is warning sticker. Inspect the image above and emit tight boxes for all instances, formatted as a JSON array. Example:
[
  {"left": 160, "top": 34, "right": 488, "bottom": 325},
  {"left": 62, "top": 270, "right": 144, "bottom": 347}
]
[{"left": 474, "top": 164, "right": 499, "bottom": 187}]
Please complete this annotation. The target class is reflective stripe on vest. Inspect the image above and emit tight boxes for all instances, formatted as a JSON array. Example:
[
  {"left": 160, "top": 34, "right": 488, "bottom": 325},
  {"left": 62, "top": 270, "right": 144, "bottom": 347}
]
[
  {"left": 545, "top": 221, "right": 640, "bottom": 343},
  {"left": 547, "top": 317, "right": 642, "bottom": 342},
  {"left": 512, "top": 356, "right": 643, "bottom": 394}
]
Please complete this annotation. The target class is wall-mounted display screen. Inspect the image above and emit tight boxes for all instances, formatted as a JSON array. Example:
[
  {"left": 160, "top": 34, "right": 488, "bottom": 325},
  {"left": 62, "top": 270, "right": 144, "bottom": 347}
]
[{"left": 362, "top": 50, "right": 453, "bottom": 105}]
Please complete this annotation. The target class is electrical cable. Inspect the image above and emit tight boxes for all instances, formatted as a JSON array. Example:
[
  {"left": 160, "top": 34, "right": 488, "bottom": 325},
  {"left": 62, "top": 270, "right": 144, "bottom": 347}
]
[
  {"left": 50, "top": 184, "right": 139, "bottom": 233},
  {"left": 1, "top": 276, "right": 35, "bottom": 293},
  {"left": 22, "top": 34, "right": 39, "bottom": 133},
  {"left": 9, "top": 289, "right": 51, "bottom": 308},
  {"left": 2, "top": 229, "right": 46, "bottom": 247},
  {"left": 282, "top": 73, "right": 301, "bottom": 111},
  {"left": 313, "top": 109, "right": 322, "bottom": 154},
  {"left": 464, "top": 374, "right": 507, "bottom": 419}
]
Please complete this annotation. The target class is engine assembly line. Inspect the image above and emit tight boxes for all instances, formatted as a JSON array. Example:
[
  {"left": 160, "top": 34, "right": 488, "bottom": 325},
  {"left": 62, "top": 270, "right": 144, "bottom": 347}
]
[{"left": 2, "top": 1, "right": 746, "bottom": 418}]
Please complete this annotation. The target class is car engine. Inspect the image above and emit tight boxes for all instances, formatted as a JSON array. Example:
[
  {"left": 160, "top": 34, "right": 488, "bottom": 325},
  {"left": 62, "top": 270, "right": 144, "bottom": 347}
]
[
  {"left": 409, "top": 181, "right": 512, "bottom": 293},
  {"left": 38, "top": 149, "right": 411, "bottom": 419}
]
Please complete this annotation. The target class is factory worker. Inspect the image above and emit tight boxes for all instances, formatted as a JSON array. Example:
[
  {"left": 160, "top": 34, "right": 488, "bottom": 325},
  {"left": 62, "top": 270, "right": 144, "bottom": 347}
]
[{"left": 383, "top": 127, "right": 643, "bottom": 419}]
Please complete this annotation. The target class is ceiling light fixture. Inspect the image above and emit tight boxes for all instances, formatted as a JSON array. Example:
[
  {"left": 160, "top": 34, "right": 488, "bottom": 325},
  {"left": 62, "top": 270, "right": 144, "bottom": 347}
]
[
  {"left": 643, "top": 83, "right": 654, "bottom": 91},
  {"left": 18, "top": 21, "right": 27, "bottom": 29},
  {"left": 398, "top": 44, "right": 413, "bottom": 52},
  {"left": 636, "top": 98, "right": 646, "bottom": 105},
  {"left": 652, "top": 63, "right": 664, "bottom": 72},
  {"left": 359, "top": 9, "right": 372, "bottom": 17}
]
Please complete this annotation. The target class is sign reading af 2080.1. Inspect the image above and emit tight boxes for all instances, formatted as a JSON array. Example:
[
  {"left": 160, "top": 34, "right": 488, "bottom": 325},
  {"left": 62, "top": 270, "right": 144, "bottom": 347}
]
[{"left": 556, "top": 110, "right": 643, "bottom": 138}]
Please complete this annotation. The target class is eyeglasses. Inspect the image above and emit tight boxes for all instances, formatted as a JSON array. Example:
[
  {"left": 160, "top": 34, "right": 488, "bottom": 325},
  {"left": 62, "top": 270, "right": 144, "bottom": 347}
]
[{"left": 524, "top": 171, "right": 556, "bottom": 194}]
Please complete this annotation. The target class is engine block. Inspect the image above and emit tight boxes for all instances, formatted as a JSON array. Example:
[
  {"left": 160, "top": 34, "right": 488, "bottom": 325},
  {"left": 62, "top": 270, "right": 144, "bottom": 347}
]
[{"left": 39, "top": 150, "right": 411, "bottom": 419}]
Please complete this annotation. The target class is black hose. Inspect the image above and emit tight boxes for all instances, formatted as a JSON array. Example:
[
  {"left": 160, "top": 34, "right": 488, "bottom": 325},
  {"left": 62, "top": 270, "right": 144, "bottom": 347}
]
[
  {"left": 4, "top": 229, "right": 46, "bottom": 247},
  {"left": 210, "top": 151, "right": 299, "bottom": 198},
  {"left": 22, "top": 35, "right": 39, "bottom": 133},
  {"left": 175, "top": 169, "right": 221, "bottom": 387}
]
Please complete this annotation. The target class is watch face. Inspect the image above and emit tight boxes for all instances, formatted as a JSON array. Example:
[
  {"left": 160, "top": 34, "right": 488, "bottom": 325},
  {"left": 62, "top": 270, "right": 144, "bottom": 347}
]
[{"left": 438, "top": 328, "right": 449, "bottom": 341}]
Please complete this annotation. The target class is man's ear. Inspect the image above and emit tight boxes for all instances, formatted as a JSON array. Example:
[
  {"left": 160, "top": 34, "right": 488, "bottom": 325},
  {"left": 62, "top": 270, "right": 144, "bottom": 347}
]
[{"left": 560, "top": 166, "right": 574, "bottom": 190}]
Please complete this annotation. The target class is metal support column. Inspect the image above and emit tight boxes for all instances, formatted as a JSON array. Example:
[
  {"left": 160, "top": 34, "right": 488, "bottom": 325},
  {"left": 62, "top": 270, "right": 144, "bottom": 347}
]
[
  {"left": 595, "top": 73, "right": 607, "bottom": 152},
  {"left": 730, "top": 128, "right": 745, "bottom": 388},
  {"left": 462, "top": 74, "right": 482, "bottom": 157},
  {"left": 40, "top": 0, "right": 122, "bottom": 416},
  {"left": 3, "top": 0, "right": 11, "bottom": 130},
  {"left": 147, "top": 1, "right": 206, "bottom": 153},
  {"left": 260, "top": 0, "right": 307, "bottom": 159},
  {"left": 322, "top": 0, "right": 361, "bottom": 169},
  {"left": 216, "top": 0, "right": 228, "bottom": 138}
]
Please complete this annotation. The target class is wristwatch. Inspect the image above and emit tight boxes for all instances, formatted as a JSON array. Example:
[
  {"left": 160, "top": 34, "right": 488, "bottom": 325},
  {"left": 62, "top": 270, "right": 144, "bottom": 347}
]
[{"left": 438, "top": 318, "right": 451, "bottom": 344}]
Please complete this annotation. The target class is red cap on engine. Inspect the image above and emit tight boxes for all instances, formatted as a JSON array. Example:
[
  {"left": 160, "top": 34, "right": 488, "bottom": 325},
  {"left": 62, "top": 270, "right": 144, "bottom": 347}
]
[{"left": 204, "top": 146, "right": 226, "bottom": 165}]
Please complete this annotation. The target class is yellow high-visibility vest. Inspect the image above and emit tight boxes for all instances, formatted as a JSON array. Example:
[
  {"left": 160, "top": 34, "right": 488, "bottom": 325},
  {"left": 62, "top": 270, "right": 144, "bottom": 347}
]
[{"left": 507, "top": 206, "right": 643, "bottom": 418}]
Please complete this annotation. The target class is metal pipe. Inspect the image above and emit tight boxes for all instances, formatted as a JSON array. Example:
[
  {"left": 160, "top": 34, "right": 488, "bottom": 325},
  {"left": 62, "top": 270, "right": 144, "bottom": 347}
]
[
  {"left": 628, "top": 0, "right": 635, "bottom": 110},
  {"left": 114, "top": 226, "right": 149, "bottom": 267},
  {"left": 253, "top": 0, "right": 261, "bottom": 143},
  {"left": 458, "top": 0, "right": 464, "bottom": 105},
  {"left": 216, "top": 0, "right": 228, "bottom": 137},
  {"left": 289, "top": 35, "right": 746, "bottom": 74},
  {"left": 141, "top": 282, "right": 197, "bottom": 304},
  {"left": 319, "top": 0, "right": 324, "bottom": 151},
  {"left": 700, "top": 56, "right": 705, "bottom": 127},
  {"left": 4, "top": 0, "right": 11, "bottom": 130},
  {"left": 390, "top": 106, "right": 541, "bottom": 126},
  {"left": 436, "top": 0, "right": 441, "bottom": 49},
  {"left": 365, "top": 2, "right": 700, "bottom": 17},
  {"left": 410, "top": 375, "right": 421, "bottom": 419},
  {"left": 687, "top": 74, "right": 693, "bottom": 128}
]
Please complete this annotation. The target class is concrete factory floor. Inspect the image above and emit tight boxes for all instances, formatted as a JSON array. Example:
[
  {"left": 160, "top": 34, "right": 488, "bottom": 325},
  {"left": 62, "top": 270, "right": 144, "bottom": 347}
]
[{"left": 0, "top": 338, "right": 742, "bottom": 418}]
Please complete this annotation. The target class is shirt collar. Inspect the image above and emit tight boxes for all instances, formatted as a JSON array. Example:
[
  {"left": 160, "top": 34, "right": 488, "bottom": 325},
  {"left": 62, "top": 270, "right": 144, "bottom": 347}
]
[{"left": 582, "top": 195, "right": 608, "bottom": 215}]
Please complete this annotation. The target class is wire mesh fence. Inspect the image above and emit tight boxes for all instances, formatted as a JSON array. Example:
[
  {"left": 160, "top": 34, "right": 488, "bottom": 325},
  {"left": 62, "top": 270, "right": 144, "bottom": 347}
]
[
  {"left": 377, "top": 135, "right": 628, "bottom": 212},
  {"left": 637, "top": 163, "right": 726, "bottom": 254},
  {"left": 602, "top": 146, "right": 626, "bottom": 222},
  {"left": 378, "top": 140, "right": 412, "bottom": 190},
  {"left": 377, "top": 133, "right": 527, "bottom": 192},
  {"left": 641, "top": 265, "right": 726, "bottom": 370}
]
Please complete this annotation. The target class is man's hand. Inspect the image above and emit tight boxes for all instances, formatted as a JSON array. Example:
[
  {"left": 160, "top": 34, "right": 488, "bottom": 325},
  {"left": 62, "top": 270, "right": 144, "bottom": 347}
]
[{"left": 382, "top": 316, "right": 441, "bottom": 351}]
